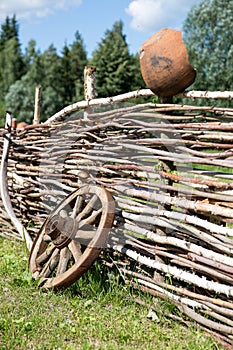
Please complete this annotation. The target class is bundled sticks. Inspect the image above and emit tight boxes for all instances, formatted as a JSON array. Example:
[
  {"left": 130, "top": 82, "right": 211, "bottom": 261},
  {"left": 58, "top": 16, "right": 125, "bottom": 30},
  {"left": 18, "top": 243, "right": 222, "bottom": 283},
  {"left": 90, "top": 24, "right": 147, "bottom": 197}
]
[{"left": 1, "top": 96, "right": 233, "bottom": 347}]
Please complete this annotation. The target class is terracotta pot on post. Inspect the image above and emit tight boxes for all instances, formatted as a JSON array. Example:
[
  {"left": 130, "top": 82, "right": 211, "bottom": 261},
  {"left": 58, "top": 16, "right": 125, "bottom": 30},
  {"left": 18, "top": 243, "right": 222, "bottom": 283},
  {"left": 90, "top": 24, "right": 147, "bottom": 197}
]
[{"left": 139, "top": 28, "right": 196, "bottom": 98}]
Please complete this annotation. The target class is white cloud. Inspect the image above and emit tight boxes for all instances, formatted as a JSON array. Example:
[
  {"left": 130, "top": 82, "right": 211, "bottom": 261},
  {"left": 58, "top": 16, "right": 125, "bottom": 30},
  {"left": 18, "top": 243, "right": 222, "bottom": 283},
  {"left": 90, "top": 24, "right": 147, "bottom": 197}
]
[
  {"left": 125, "top": 0, "right": 202, "bottom": 32},
  {"left": 0, "top": 0, "right": 82, "bottom": 21}
]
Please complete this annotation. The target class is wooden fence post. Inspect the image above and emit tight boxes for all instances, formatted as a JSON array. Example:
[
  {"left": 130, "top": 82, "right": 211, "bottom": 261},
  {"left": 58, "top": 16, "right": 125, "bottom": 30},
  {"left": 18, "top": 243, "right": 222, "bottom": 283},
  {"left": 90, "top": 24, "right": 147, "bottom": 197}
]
[
  {"left": 83, "top": 66, "right": 96, "bottom": 120},
  {"left": 33, "top": 85, "right": 41, "bottom": 125}
]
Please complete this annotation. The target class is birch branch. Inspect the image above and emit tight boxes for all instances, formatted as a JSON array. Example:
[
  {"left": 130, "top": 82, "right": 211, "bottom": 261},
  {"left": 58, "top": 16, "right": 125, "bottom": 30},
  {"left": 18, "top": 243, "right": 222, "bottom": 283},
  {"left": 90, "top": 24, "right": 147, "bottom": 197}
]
[
  {"left": 179, "top": 90, "right": 233, "bottom": 99},
  {"left": 46, "top": 89, "right": 233, "bottom": 124},
  {"left": 119, "top": 222, "right": 233, "bottom": 267},
  {"left": 118, "top": 268, "right": 233, "bottom": 311},
  {"left": 113, "top": 244, "right": 233, "bottom": 296},
  {"left": 116, "top": 196, "right": 233, "bottom": 237},
  {"left": 113, "top": 184, "right": 233, "bottom": 219},
  {"left": 138, "top": 277, "right": 233, "bottom": 335}
]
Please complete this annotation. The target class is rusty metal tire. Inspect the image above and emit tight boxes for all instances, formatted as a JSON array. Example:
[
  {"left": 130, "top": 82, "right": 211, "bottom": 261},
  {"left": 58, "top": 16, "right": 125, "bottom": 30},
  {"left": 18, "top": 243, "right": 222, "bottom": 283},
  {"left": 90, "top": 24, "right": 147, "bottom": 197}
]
[{"left": 29, "top": 184, "right": 115, "bottom": 290}]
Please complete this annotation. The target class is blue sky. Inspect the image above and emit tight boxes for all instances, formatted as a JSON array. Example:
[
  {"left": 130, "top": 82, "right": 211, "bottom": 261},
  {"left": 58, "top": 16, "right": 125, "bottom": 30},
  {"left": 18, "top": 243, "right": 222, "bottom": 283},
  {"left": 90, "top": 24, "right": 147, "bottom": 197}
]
[{"left": 0, "top": 0, "right": 203, "bottom": 57}]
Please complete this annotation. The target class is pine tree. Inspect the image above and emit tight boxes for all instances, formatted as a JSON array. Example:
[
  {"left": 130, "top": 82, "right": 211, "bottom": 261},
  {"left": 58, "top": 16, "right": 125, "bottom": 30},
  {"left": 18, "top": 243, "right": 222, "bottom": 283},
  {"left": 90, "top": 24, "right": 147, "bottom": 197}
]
[
  {"left": 69, "top": 31, "right": 88, "bottom": 100},
  {"left": 40, "top": 44, "right": 64, "bottom": 113},
  {"left": 24, "top": 40, "right": 40, "bottom": 67},
  {"left": 60, "top": 43, "right": 75, "bottom": 105},
  {"left": 0, "top": 15, "right": 19, "bottom": 49},
  {"left": 0, "top": 15, "right": 25, "bottom": 100},
  {"left": 90, "top": 21, "right": 136, "bottom": 97},
  {"left": 130, "top": 52, "right": 146, "bottom": 90},
  {"left": 60, "top": 32, "right": 88, "bottom": 105}
]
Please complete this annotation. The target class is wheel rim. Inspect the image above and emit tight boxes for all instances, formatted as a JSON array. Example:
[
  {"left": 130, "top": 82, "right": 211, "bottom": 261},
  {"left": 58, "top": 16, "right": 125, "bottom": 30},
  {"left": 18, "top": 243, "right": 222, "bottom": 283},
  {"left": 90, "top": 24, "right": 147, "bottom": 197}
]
[{"left": 29, "top": 184, "right": 115, "bottom": 290}]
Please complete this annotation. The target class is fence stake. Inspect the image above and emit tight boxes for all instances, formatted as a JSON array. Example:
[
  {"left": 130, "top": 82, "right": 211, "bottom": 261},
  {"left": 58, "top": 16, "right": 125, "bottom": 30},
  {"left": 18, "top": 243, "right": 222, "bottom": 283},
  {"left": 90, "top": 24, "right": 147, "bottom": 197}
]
[
  {"left": 33, "top": 85, "right": 41, "bottom": 125},
  {"left": 84, "top": 66, "right": 96, "bottom": 120}
]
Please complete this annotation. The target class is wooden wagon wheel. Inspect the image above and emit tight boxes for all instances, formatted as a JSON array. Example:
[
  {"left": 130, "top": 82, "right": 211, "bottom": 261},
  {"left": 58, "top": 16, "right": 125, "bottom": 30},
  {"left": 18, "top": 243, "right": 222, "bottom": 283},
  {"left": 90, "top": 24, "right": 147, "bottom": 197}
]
[{"left": 29, "top": 184, "right": 115, "bottom": 290}]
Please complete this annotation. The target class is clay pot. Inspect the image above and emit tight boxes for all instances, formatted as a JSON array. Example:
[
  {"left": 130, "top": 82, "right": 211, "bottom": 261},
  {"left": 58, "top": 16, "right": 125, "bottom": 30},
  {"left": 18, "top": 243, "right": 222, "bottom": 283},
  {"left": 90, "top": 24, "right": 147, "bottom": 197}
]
[{"left": 139, "top": 28, "right": 196, "bottom": 97}]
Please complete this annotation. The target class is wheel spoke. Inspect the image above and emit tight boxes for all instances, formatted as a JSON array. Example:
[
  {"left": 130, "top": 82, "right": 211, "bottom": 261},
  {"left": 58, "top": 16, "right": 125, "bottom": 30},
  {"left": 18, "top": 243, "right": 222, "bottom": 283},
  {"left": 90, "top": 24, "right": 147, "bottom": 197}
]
[
  {"left": 56, "top": 247, "right": 72, "bottom": 275},
  {"left": 74, "top": 226, "right": 96, "bottom": 245},
  {"left": 71, "top": 195, "right": 84, "bottom": 219},
  {"left": 79, "top": 208, "right": 102, "bottom": 228},
  {"left": 36, "top": 243, "right": 56, "bottom": 265},
  {"left": 76, "top": 194, "right": 98, "bottom": 221},
  {"left": 39, "top": 248, "right": 60, "bottom": 278},
  {"left": 68, "top": 240, "right": 82, "bottom": 262},
  {"left": 37, "top": 277, "right": 48, "bottom": 288}
]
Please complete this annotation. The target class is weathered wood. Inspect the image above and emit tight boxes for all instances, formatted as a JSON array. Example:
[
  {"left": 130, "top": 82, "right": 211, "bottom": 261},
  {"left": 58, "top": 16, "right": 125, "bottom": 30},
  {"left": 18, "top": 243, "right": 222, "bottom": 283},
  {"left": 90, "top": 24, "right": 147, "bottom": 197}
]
[
  {"left": 33, "top": 86, "right": 41, "bottom": 125},
  {"left": 0, "top": 112, "right": 32, "bottom": 250},
  {"left": 1, "top": 90, "right": 233, "bottom": 344}
]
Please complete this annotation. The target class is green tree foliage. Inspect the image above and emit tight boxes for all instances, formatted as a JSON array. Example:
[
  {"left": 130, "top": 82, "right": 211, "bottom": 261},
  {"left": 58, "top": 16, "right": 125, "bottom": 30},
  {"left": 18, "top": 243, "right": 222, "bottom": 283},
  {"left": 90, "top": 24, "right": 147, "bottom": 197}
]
[
  {"left": 0, "top": 15, "right": 19, "bottom": 49},
  {"left": 0, "top": 16, "right": 25, "bottom": 101},
  {"left": 60, "top": 43, "right": 75, "bottom": 105},
  {"left": 183, "top": 0, "right": 233, "bottom": 93},
  {"left": 39, "top": 44, "right": 65, "bottom": 115},
  {"left": 24, "top": 39, "right": 40, "bottom": 67},
  {"left": 60, "top": 32, "right": 88, "bottom": 104},
  {"left": 130, "top": 52, "right": 146, "bottom": 90},
  {"left": 5, "top": 31, "right": 88, "bottom": 121},
  {"left": 69, "top": 31, "right": 88, "bottom": 100},
  {"left": 1, "top": 16, "right": 144, "bottom": 122},
  {"left": 5, "top": 33, "right": 88, "bottom": 121},
  {"left": 5, "top": 43, "right": 62, "bottom": 121},
  {"left": 1, "top": 38, "right": 25, "bottom": 94},
  {"left": 5, "top": 41, "right": 43, "bottom": 122},
  {"left": 90, "top": 21, "right": 140, "bottom": 97},
  {"left": 5, "top": 75, "right": 35, "bottom": 122}
]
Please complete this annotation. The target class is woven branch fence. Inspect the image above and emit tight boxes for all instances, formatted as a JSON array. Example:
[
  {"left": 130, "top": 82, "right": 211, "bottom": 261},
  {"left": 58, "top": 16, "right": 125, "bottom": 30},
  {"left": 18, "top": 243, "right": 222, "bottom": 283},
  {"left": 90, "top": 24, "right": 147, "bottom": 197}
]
[{"left": 1, "top": 88, "right": 233, "bottom": 348}]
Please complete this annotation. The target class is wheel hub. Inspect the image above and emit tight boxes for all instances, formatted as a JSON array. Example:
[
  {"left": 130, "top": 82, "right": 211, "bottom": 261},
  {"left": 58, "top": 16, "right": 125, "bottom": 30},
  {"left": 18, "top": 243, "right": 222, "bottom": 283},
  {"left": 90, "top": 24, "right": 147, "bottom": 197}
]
[{"left": 46, "top": 214, "right": 79, "bottom": 249}]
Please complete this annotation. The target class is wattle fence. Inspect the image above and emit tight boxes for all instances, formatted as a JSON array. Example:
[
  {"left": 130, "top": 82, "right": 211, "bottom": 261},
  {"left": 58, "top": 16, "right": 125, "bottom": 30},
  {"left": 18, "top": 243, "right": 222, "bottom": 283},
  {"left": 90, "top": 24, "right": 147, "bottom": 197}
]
[{"left": 1, "top": 89, "right": 233, "bottom": 348}]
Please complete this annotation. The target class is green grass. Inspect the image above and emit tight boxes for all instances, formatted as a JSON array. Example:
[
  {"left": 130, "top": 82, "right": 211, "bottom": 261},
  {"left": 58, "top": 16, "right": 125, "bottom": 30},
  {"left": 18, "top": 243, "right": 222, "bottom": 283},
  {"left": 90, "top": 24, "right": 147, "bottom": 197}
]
[
  {"left": 191, "top": 163, "right": 233, "bottom": 175},
  {"left": 0, "top": 238, "right": 223, "bottom": 350}
]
